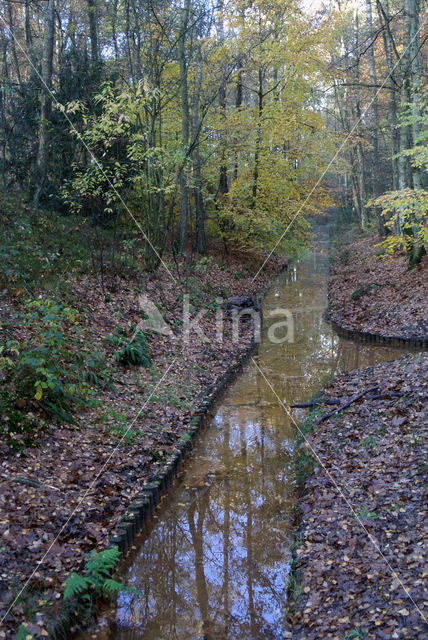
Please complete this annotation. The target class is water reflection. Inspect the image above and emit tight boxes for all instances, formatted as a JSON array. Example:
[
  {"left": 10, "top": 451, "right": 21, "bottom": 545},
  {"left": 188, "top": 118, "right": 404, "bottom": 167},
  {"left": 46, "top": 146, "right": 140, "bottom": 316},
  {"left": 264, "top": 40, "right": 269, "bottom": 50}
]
[{"left": 111, "top": 228, "right": 405, "bottom": 640}]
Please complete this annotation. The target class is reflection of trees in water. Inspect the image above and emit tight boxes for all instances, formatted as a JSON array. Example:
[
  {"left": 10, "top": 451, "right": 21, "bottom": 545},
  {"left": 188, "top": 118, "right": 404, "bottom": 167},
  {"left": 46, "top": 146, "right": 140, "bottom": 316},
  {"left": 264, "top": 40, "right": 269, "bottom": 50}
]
[
  {"left": 188, "top": 486, "right": 210, "bottom": 637},
  {"left": 115, "top": 410, "right": 291, "bottom": 639}
]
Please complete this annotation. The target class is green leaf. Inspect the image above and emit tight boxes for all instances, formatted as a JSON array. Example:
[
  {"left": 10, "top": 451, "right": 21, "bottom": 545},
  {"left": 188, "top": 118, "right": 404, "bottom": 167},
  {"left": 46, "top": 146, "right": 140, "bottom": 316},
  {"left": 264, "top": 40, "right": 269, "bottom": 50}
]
[
  {"left": 15, "top": 624, "right": 32, "bottom": 640},
  {"left": 63, "top": 573, "right": 90, "bottom": 600},
  {"left": 102, "top": 579, "right": 124, "bottom": 596}
]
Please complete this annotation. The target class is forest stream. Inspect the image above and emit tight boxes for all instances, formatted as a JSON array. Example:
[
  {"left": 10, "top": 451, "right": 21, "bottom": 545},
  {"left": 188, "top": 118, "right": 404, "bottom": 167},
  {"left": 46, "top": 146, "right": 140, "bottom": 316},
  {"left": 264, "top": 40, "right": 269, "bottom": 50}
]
[{"left": 107, "top": 227, "right": 410, "bottom": 640}]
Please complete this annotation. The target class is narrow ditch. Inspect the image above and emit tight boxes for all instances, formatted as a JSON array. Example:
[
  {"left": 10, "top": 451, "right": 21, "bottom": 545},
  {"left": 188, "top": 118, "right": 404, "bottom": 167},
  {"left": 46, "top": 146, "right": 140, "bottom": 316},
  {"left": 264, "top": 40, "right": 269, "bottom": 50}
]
[{"left": 101, "top": 227, "right": 416, "bottom": 640}]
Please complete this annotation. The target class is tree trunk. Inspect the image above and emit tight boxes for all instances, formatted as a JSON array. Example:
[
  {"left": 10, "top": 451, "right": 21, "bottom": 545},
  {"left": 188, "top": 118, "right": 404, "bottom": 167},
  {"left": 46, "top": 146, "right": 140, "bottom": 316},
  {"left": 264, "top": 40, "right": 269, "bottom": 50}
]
[
  {"left": 376, "top": 0, "right": 399, "bottom": 190},
  {"left": 406, "top": 0, "right": 425, "bottom": 265},
  {"left": 33, "top": 0, "right": 55, "bottom": 207},
  {"left": 354, "top": 14, "right": 367, "bottom": 229},
  {"left": 191, "top": 42, "right": 206, "bottom": 254},
  {"left": 25, "top": 0, "right": 32, "bottom": 48},
  {"left": 233, "top": 61, "right": 243, "bottom": 182},
  {"left": 217, "top": 1, "right": 228, "bottom": 196},
  {"left": 1, "top": 39, "right": 8, "bottom": 187},
  {"left": 407, "top": 0, "right": 422, "bottom": 189},
  {"left": 87, "top": 0, "right": 99, "bottom": 65},
  {"left": 365, "top": 0, "right": 380, "bottom": 197},
  {"left": 7, "top": 3, "right": 21, "bottom": 86},
  {"left": 177, "top": 0, "right": 191, "bottom": 253},
  {"left": 111, "top": 0, "right": 119, "bottom": 60},
  {"left": 398, "top": 1, "right": 412, "bottom": 193},
  {"left": 251, "top": 68, "right": 263, "bottom": 209}
]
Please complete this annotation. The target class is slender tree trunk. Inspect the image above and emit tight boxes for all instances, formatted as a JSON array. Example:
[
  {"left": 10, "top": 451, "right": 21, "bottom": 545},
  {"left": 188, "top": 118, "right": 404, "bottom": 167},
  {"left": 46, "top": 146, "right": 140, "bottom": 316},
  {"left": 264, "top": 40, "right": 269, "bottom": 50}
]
[
  {"left": 218, "top": 81, "right": 228, "bottom": 195},
  {"left": 217, "top": 1, "right": 228, "bottom": 196},
  {"left": 233, "top": 61, "right": 243, "bottom": 182},
  {"left": 111, "top": 0, "right": 119, "bottom": 60},
  {"left": 365, "top": 0, "right": 385, "bottom": 234},
  {"left": 398, "top": 1, "right": 412, "bottom": 193},
  {"left": 376, "top": 0, "right": 399, "bottom": 190},
  {"left": 406, "top": 0, "right": 425, "bottom": 265},
  {"left": 33, "top": 0, "right": 55, "bottom": 207},
  {"left": 1, "top": 39, "right": 8, "bottom": 187},
  {"left": 124, "top": 0, "right": 135, "bottom": 83},
  {"left": 191, "top": 42, "right": 206, "bottom": 254},
  {"left": 407, "top": 0, "right": 422, "bottom": 189},
  {"left": 353, "top": 14, "right": 367, "bottom": 228},
  {"left": 177, "top": 0, "right": 191, "bottom": 253},
  {"left": 131, "top": 0, "right": 142, "bottom": 78},
  {"left": 7, "top": 3, "right": 21, "bottom": 86},
  {"left": 365, "top": 0, "right": 380, "bottom": 196},
  {"left": 87, "top": 0, "right": 99, "bottom": 66},
  {"left": 25, "top": 0, "right": 32, "bottom": 48},
  {"left": 251, "top": 68, "right": 263, "bottom": 209}
]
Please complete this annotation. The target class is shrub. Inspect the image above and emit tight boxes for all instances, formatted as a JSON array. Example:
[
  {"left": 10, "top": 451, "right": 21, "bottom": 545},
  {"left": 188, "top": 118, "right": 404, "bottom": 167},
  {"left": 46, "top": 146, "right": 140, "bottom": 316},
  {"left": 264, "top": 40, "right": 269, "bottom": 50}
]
[
  {"left": 0, "top": 299, "right": 109, "bottom": 440},
  {"left": 371, "top": 188, "right": 428, "bottom": 268},
  {"left": 0, "top": 198, "right": 90, "bottom": 292}
]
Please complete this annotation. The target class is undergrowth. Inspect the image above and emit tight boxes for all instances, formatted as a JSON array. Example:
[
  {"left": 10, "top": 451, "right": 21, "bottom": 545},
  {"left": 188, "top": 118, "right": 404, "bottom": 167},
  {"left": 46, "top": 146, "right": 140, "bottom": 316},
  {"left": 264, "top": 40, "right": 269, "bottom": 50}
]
[
  {"left": 0, "top": 299, "right": 112, "bottom": 447},
  {"left": 14, "top": 547, "right": 132, "bottom": 640},
  {"left": 109, "top": 327, "right": 151, "bottom": 367},
  {"left": 294, "top": 402, "right": 323, "bottom": 493}
]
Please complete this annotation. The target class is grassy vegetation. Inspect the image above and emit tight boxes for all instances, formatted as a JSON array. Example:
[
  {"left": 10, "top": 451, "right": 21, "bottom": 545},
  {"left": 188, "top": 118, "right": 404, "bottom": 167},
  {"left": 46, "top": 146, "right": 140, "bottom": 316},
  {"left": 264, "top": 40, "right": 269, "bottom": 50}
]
[
  {"left": 285, "top": 399, "right": 324, "bottom": 611},
  {"left": 293, "top": 401, "right": 323, "bottom": 492}
]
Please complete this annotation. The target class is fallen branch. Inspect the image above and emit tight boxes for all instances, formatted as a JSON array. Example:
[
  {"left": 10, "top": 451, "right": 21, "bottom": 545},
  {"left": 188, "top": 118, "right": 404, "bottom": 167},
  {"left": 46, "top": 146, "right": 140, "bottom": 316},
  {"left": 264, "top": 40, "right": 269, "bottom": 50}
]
[
  {"left": 290, "top": 399, "right": 342, "bottom": 409},
  {"left": 8, "top": 476, "right": 60, "bottom": 491},
  {"left": 366, "top": 392, "right": 403, "bottom": 400},
  {"left": 316, "top": 386, "right": 379, "bottom": 424}
]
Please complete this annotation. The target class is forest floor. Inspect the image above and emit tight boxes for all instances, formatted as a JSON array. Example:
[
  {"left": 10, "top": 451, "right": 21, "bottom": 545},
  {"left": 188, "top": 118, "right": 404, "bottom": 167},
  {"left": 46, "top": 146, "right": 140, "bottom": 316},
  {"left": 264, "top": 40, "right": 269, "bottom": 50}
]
[
  {"left": 287, "top": 354, "right": 428, "bottom": 640},
  {"left": 0, "top": 200, "right": 284, "bottom": 637},
  {"left": 328, "top": 234, "right": 428, "bottom": 340},
  {"left": 286, "top": 232, "right": 428, "bottom": 639}
]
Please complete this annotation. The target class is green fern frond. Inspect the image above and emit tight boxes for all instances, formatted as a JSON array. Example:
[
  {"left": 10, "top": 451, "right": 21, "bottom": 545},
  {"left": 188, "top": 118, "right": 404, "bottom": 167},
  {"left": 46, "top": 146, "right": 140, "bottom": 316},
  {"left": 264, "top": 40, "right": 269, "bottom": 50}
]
[
  {"left": 102, "top": 579, "right": 124, "bottom": 596},
  {"left": 103, "top": 578, "right": 139, "bottom": 597},
  {"left": 63, "top": 573, "right": 90, "bottom": 600},
  {"left": 84, "top": 546, "right": 121, "bottom": 579}
]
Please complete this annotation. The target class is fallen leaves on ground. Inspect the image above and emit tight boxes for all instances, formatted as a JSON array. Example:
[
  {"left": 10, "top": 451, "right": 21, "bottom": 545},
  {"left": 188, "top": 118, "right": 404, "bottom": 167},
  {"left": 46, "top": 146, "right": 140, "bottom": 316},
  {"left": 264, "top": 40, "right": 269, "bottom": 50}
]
[
  {"left": 328, "top": 235, "right": 428, "bottom": 339},
  {"left": 287, "top": 354, "right": 428, "bottom": 640},
  {"left": 0, "top": 249, "right": 283, "bottom": 638}
]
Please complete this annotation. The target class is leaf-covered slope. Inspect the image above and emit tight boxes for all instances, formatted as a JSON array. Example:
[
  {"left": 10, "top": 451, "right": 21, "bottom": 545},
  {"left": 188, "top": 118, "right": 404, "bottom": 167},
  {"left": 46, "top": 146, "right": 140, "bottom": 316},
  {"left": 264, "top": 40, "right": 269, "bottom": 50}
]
[
  {"left": 328, "top": 235, "right": 428, "bottom": 340},
  {"left": 288, "top": 354, "right": 428, "bottom": 640}
]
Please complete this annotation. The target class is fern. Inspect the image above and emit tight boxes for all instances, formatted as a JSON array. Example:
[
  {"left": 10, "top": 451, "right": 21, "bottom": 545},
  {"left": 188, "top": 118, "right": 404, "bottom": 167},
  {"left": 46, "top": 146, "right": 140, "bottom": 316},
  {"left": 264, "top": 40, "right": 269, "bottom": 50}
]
[
  {"left": 103, "top": 579, "right": 139, "bottom": 597},
  {"left": 102, "top": 579, "right": 124, "bottom": 596},
  {"left": 84, "top": 547, "right": 121, "bottom": 584},
  {"left": 62, "top": 546, "right": 123, "bottom": 606},
  {"left": 63, "top": 573, "right": 90, "bottom": 600},
  {"left": 114, "top": 329, "right": 151, "bottom": 367}
]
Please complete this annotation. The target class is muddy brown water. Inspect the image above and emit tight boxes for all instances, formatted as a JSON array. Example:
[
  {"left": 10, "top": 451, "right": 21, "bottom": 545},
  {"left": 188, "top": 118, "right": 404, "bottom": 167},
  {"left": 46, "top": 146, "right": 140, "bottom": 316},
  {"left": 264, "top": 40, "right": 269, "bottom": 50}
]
[{"left": 108, "top": 228, "right": 408, "bottom": 640}]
